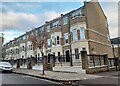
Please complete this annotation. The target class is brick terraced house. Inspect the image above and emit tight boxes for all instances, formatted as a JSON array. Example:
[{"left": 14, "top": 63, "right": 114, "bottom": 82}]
[{"left": 3, "top": 1, "right": 114, "bottom": 73}]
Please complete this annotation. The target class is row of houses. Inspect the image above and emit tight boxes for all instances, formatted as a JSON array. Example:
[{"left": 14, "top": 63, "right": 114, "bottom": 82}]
[{"left": 2, "top": 1, "right": 119, "bottom": 72}]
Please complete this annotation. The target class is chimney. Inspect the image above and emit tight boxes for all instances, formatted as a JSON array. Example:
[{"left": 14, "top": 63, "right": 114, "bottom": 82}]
[
  {"left": 45, "top": 21, "right": 49, "bottom": 24},
  {"left": 61, "top": 14, "right": 63, "bottom": 17}
]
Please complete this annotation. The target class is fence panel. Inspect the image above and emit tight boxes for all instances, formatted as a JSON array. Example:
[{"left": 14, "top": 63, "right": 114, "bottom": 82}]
[{"left": 55, "top": 53, "right": 82, "bottom": 67}]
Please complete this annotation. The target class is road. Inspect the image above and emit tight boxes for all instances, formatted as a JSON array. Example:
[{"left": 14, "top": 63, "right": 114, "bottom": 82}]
[
  {"left": 73, "top": 71, "right": 119, "bottom": 86},
  {"left": 0, "top": 71, "right": 119, "bottom": 86},
  {"left": 0, "top": 73, "right": 64, "bottom": 86}
]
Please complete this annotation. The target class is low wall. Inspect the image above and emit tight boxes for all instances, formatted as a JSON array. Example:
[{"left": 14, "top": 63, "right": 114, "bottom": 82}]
[{"left": 86, "top": 65, "right": 109, "bottom": 74}]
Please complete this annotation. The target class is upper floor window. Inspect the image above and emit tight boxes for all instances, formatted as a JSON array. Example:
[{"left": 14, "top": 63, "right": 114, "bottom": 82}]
[
  {"left": 63, "top": 16, "right": 68, "bottom": 25},
  {"left": 57, "top": 36, "right": 60, "bottom": 45},
  {"left": 11, "top": 49, "right": 13, "bottom": 54},
  {"left": 71, "top": 9, "right": 82, "bottom": 19},
  {"left": 52, "top": 20, "right": 60, "bottom": 28},
  {"left": 47, "top": 25, "right": 50, "bottom": 32},
  {"left": 105, "top": 20, "right": 108, "bottom": 28},
  {"left": 107, "top": 34, "right": 110, "bottom": 41},
  {"left": 52, "top": 36, "right": 55, "bottom": 46},
  {"left": 72, "top": 29, "right": 78, "bottom": 41},
  {"left": 30, "top": 32, "right": 34, "bottom": 35},
  {"left": 30, "top": 45, "right": 33, "bottom": 50},
  {"left": 35, "top": 30, "right": 38, "bottom": 36},
  {"left": 16, "top": 48, "right": 19, "bottom": 54},
  {"left": 41, "top": 26, "right": 45, "bottom": 31},
  {"left": 23, "top": 36, "right": 25, "bottom": 40},
  {"left": 64, "top": 33, "right": 69, "bottom": 44},
  {"left": 22, "top": 46, "right": 25, "bottom": 51},
  {"left": 47, "top": 39, "right": 51, "bottom": 48},
  {"left": 80, "top": 27, "right": 85, "bottom": 39}
]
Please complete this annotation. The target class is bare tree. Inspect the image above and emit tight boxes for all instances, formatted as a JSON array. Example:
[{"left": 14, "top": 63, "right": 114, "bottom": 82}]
[{"left": 28, "top": 28, "right": 47, "bottom": 74}]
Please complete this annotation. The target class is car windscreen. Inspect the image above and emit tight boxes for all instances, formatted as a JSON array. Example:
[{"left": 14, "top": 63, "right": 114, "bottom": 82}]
[{"left": 0, "top": 62, "right": 11, "bottom": 66}]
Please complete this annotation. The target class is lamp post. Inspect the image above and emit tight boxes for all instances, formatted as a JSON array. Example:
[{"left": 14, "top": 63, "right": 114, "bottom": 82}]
[{"left": 68, "top": 14, "right": 73, "bottom": 67}]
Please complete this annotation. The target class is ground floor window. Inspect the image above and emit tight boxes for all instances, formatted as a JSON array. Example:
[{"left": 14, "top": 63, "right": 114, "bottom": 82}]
[
  {"left": 75, "top": 48, "right": 79, "bottom": 59},
  {"left": 58, "top": 52, "right": 61, "bottom": 62}
]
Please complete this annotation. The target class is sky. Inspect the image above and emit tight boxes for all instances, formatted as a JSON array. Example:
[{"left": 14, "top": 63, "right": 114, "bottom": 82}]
[{"left": 0, "top": 0, "right": 119, "bottom": 44}]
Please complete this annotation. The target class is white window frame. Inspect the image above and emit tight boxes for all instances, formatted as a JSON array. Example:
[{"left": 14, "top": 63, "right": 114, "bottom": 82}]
[
  {"left": 80, "top": 27, "right": 86, "bottom": 39},
  {"left": 47, "top": 25, "right": 50, "bottom": 32},
  {"left": 107, "top": 34, "right": 110, "bottom": 41},
  {"left": 63, "top": 16, "right": 68, "bottom": 25},
  {"left": 52, "top": 36, "right": 55, "bottom": 46},
  {"left": 64, "top": 33, "right": 69, "bottom": 44},
  {"left": 52, "top": 20, "right": 60, "bottom": 28},
  {"left": 47, "top": 39, "right": 51, "bottom": 47},
  {"left": 72, "top": 29, "right": 78, "bottom": 41},
  {"left": 56, "top": 36, "right": 60, "bottom": 45},
  {"left": 71, "top": 9, "right": 82, "bottom": 19}
]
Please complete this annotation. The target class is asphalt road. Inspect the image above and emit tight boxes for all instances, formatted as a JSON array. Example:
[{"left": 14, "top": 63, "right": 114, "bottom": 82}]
[
  {"left": 0, "top": 72, "right": 64, "bottom": 86},
  {"left": 74, "top": 71, "right": 120, "bottom": 86},
  {"left": 0, "top": 71, "right": 119, "bottom": 86}
]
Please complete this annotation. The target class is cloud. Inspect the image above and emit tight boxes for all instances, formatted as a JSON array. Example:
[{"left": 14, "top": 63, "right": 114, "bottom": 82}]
[
  {"left": 1, "top": 12, "right": 40, "bottom": 31},
  {"left": 0, "top": 30, "right": 24, "bottom": 44},
  {"left": 1, "top": 11, "right": 61, "bottom": 32},
  {"left": 1, "top": 0, "right": 120, "bottom": 2},
  {"left": 1, "top": 11, "right": 61, "bottom": 43},
  {"left": 36, "top": 11, "right": 60, "bottom": 26}
]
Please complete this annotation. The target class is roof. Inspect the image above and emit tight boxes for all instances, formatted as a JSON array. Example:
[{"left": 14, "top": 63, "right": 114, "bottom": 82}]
[{"left": 111, "top": 37, "right": 120, "bottom": 44}]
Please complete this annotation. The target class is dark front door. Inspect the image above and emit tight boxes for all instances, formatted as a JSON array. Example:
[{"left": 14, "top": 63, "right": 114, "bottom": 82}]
[
  {"left": 65, "top": 50, "right": 70, "bottom": 62},
  {"left": 48, "top": 54, "right": 50, "bottom": 63}
]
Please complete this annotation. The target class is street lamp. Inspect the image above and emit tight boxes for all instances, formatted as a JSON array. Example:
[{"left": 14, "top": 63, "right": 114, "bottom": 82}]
[{"left": 68, "top": 14, "right": 73, "bottom": 67}]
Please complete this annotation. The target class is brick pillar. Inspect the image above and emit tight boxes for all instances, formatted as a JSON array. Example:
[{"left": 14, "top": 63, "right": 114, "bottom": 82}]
[
  {"left": 16, "top": 59, "right": 20, "bottom": 68},
  {"left": 27, "top": 58, "right": 32, "bottom": 69},
  {"left": 31, "top": 57, "right": 35, "bottom": 66},
  {"left": 43, "top": 55, "right": 47, "bottom": 70},
  {"left": 104, "top": 54, "right": 109, "bottom": 71},
  {"left": 81, "top": 51, "right": 89, "bottom": 69},
  {"left": 50, "top": 55, "right": 53, "bottom": 71}
]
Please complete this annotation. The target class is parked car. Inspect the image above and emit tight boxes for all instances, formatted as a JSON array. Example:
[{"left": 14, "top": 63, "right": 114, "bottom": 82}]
[{"left": 0, "top": 62, "right": 13, "bottom": 72}]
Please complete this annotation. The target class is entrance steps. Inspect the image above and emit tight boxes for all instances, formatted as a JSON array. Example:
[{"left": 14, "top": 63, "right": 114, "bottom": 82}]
[{"left": 53, "top": 66, "right": 86, "bottom": 73}]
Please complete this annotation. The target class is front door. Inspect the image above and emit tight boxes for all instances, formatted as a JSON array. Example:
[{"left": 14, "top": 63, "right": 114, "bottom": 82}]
[{"left": 65, "top": 50, "right": 70, "bottom": 62}]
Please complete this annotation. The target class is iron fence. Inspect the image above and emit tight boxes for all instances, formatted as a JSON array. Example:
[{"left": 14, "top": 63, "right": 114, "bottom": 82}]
[
  {"left": 54, "top": 53, "right": 82, "bottom": 66},
  {"left": 87, "top": 54, "right": 106, "bottom": 67}
]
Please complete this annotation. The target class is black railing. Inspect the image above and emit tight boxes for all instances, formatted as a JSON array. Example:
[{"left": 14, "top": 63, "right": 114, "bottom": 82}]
[{"left": 87, "top": 55, "right": 107, "bottom": 67}]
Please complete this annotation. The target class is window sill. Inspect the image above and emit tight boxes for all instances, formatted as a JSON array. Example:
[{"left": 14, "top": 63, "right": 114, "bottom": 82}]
[
  {"left": 71, "top": 39, "right": 87, "bottom": 43},
  {"left": 51, "top": 26, "right": 61, "bottom": 29},
  {"left": 63, "top": 43, "right": 70, "bottom": 46},
  {"left": 89, "top": 65, "right": 107, "bottom": 69},
  {"left": 71, "top": 16, "right": 85, "bottom": 20},
  {"left": 47, "top": 48, "right": 51, "bottom": 50},
  {"left": 56, "top": 45, "right": 61, "bottom": 46}
]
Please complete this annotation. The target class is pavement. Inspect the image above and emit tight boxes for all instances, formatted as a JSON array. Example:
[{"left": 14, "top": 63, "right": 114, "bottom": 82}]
[{"left": 13, "top": 68, "right": 103, "bottom": 82}]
